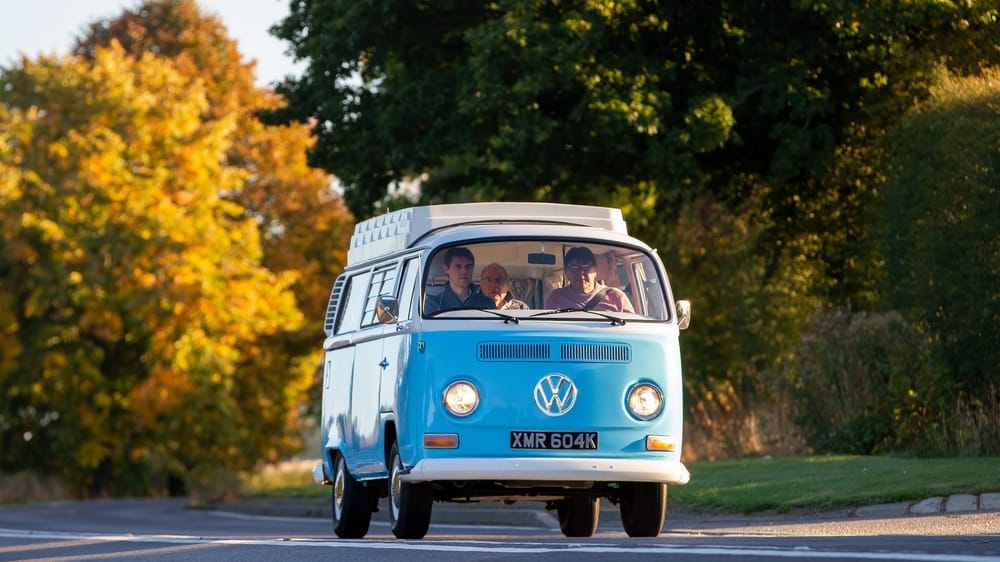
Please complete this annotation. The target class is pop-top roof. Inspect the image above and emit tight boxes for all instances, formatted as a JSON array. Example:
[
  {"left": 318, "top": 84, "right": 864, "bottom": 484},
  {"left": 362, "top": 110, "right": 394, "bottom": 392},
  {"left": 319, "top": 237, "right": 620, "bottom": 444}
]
[{"left": 347, "top": 202, "right": 627, "bottom": 265}]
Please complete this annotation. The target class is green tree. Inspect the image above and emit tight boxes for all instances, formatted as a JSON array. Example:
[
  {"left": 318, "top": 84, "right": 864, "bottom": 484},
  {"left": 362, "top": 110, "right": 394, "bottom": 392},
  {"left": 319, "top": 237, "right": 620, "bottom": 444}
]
[
  {"left": 272, "top": 0, "right": 998, "bottom": 221},
  {"left": 272, "top": 0, "right": 1000, "bottom": 456},
  {"left": 876, "top": 67, "right": 1000, "bottom": 431},
  {"left": 0, "top": 44, "right": 302, "bottom": 496}
]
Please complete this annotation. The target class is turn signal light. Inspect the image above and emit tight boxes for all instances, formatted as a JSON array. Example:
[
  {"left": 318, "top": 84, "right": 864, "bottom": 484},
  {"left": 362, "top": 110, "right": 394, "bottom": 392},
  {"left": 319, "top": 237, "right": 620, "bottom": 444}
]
[
  {"left": 646, "top": 435, "right": 676, "bottom": 451},
  {"left": 423, "top": 433, "right": 459, "bottom": 448}
]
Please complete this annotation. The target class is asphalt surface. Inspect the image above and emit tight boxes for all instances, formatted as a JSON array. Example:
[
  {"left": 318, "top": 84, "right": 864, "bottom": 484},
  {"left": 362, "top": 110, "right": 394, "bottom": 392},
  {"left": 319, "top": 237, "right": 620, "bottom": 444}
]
[{"left": 207, "top": 492, "right": 1000, "bottom": 529}]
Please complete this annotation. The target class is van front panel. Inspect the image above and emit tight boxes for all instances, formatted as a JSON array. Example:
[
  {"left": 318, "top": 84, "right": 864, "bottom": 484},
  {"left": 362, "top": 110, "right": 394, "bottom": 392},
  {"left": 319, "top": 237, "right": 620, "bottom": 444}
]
[{"left": 395, "top": 322, "right": 684, "bottom": 484}]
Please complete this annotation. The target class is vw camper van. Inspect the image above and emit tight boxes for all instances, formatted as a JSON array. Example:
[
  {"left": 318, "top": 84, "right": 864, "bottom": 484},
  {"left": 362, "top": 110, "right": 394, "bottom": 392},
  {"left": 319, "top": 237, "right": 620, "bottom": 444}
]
[{"left": 313, "top": 202, "right": 691, "bottom": 539}]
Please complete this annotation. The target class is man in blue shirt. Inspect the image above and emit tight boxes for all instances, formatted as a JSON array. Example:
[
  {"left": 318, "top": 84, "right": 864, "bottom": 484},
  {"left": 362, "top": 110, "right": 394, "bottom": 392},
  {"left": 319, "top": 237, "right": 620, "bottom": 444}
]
[{"left": 424, "top": 247, "right": 495, "bottom": 314}]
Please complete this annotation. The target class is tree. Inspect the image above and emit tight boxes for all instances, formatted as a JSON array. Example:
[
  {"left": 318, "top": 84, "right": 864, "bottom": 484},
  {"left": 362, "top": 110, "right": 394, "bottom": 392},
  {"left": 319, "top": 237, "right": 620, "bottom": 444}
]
[
  {"left": 272, "top": 0, "right": 1000, "bottom": 455},
  {"left": 73, "top": 0, "right": 356, "bottom": 470},
  {"left": 272, "top": 1, "right": 998, "bottom": 221},
  {"left": 876, "top": 67, "right": 1000, "bottom": 428},
  {"left": 0, "top": 43, "right": 310, "bottom": 495},
  {"left": 272, "top": 0, "right": 1000, "bottom": 310}
]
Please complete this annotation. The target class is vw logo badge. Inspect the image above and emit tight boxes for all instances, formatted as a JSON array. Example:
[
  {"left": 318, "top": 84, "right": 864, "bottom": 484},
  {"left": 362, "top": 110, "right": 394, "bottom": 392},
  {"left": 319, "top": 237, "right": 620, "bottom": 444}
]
[{"left": 534, "top": 374, "right": 578, "bottom": 416}]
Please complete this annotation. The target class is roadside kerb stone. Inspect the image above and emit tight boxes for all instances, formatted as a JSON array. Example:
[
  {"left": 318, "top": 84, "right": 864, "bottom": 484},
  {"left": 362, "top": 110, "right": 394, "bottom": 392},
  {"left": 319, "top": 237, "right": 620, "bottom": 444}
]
[
  {"left": 852, "top": 501, "right": 911, "bottom": 518},
  {"left": 908, "top": 497, "right": 944, "bottom": 515},
  {"left": 980, "top": 493, "right": 1000, "bottom": 512},
  {"left": 944, "top": 494, "right": 979, "bottom": 513}
]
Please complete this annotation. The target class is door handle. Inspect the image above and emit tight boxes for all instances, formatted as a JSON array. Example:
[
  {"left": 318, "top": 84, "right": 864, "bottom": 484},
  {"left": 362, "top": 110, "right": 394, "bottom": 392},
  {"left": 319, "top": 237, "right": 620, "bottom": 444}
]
[{"left": 379, "top": 358, "right": 389, "bottom": 369}]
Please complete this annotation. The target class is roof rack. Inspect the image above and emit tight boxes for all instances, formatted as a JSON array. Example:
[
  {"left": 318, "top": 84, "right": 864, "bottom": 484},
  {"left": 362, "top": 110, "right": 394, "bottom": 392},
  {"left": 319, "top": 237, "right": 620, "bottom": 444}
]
[{"left": 347, "top": 202, "right": 627, "bottom": 265}]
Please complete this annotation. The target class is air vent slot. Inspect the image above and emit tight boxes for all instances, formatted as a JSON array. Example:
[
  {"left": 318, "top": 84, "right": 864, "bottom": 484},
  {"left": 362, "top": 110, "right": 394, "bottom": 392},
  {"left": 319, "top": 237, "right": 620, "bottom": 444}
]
[
  {"left": 478, "top": 343, "right": 551, "bottom": 361},
  {"left": 323, "top": 274, "right": 347, "bottom": 336},
  {"left": 560, "top": 343, "right": 631, "bottom": 362}
]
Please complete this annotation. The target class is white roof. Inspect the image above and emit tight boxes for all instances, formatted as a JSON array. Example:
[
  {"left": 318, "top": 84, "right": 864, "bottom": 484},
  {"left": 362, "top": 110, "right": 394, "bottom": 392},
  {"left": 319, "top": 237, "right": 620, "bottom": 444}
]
[{"left": 347, "top": 202, "right": 628, "bottom": 265}]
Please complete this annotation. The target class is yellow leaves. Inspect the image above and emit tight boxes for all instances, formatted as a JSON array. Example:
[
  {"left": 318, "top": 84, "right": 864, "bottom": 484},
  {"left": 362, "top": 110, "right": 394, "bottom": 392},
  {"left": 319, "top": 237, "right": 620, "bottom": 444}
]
[
  {"left": 20, "top": 211, "right": 66, "bottom": 242},
  {"left": 48, "top": 141, "right": 70, "bottom": 159},
  {"left": 134, "top": 268, "right": 157, "bottom": 288},
  {"left": 23, "top": 289, "right": 46, "bottom": 319},
  {"left": 860, "top": 72, "right": 889, "bottom": 89}
]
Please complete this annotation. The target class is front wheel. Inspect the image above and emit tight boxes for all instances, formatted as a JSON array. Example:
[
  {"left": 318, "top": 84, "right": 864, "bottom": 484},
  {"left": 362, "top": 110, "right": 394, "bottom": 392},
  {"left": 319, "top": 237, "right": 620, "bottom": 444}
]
[
  {"left": 388, "top": 442, "right": 432, "bottom": 539},
  {"left": 619, "top": 482, "right": 667, "bottom": 537},
  {"left": 331, "top": 452, "right": 373, "bottom": 538},
  {"left": 557, "top": 495, "right": 599, "bottom": 537}
]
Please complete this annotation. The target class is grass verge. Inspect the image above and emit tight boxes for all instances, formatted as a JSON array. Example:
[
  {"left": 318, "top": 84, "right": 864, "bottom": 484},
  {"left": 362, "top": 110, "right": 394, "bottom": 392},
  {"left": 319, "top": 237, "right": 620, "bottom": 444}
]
[
  {"left": 669, "top": 455, "right": 1000, "bottom": 513},
  {"left": 243, "top": 455, "right": 1000, "bottom": 514}
]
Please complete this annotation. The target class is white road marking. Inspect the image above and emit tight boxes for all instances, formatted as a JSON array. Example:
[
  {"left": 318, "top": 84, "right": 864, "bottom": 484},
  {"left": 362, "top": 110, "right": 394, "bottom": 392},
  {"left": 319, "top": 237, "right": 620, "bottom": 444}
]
[{"left": 0, "top": 528, "right": 998, "bottom": 561}]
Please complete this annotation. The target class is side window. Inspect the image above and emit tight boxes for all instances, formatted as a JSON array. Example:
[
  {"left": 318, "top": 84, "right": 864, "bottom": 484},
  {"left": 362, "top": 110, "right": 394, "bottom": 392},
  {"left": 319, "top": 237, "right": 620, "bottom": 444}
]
[
  {"left": 361, "top": 262, "right": 399, "bottom": 327},
  {"left": 397, "top": 257, "right": 420, "bottom": 322},
  {"left": 335, "top": 270, "right": 371, "bottom": 335},
  {"left": 635, "top": 261, "right": 667, "bottom": 320}
]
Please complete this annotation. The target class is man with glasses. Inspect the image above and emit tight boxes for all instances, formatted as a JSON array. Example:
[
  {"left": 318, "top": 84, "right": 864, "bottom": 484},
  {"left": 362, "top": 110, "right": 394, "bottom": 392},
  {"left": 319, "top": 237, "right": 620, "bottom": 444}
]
[
  {"left": 545, "top": 247, "right": 635, "bottom": 313},
  {"left": 425, "top": 247, "right": 496, "bottom": 314},
  {"left": 479, "top": 263, "right": 529, "bottom": 310}
]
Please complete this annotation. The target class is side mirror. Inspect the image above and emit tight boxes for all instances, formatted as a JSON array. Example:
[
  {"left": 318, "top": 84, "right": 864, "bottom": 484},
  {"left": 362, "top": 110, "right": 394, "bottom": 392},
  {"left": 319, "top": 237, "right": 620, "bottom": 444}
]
[
  {"left": 675, "top": 300, "right": 691, "bottom": 330},
  {"left": 376, "top": 295, "right": 399, "bottom": 325}
]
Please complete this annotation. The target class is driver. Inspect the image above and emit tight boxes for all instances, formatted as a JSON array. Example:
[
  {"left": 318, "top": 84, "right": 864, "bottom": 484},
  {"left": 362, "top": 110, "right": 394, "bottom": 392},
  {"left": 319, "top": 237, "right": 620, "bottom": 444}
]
[{"left": 545, "top": 247, "right": 634, "bottom": 313}]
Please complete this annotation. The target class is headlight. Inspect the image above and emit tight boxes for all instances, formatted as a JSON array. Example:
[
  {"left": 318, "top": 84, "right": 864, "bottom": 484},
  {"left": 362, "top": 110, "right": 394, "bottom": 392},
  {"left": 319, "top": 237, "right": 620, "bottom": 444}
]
[
  {"left": 627, "top": 383, "right": 663, "bottom": 420},
  {"left": 443, "top": 381, "right": 479, "bottom": 416}
]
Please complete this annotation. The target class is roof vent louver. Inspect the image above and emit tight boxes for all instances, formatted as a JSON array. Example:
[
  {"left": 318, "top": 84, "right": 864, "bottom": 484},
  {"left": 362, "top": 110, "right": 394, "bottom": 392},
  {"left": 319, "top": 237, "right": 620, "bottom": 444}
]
[{"left": 323, "top": 274, "right": 347, "bottom": 337}]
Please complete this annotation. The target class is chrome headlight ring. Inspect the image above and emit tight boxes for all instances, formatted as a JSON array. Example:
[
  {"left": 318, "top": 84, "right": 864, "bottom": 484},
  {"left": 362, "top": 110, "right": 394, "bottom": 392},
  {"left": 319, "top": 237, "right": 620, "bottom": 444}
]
[
  {"left": 626, "top": 382, "right": 664, "bottom": 420},
  {"left": 442, "top": 380, "right": 480, "bottom": 417}
]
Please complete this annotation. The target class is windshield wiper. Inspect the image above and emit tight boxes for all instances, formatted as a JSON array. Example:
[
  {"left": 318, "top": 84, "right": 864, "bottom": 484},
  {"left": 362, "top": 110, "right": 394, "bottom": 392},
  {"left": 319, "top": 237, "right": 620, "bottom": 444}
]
[
  {"left": 426, "top": 307, "right": 519, "bottom": 324},
  {"left": 529, "top": 308, "right": 626, "bottom": 326}
]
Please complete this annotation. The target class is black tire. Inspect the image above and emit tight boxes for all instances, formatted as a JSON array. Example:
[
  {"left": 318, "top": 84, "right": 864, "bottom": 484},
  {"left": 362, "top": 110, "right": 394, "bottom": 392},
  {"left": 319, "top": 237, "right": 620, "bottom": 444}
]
[
  {"left": 388, "top": 442, "right": 432, "bottom": 539},
  {"left": 331, "top": 452, "right": 373, "bottom": 539},
  {"left": 556, "top": 495, "right": 599, "bottom": 537},
  {"left": 619, "top": 482, "right": 667, "bottom": 537}
]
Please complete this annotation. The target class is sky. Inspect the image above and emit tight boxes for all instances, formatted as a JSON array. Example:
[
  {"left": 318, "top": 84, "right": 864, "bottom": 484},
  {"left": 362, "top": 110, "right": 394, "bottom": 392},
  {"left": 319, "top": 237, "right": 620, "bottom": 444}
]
[{"left": 0, "top": 0, "right": 304, "bottom": 87}]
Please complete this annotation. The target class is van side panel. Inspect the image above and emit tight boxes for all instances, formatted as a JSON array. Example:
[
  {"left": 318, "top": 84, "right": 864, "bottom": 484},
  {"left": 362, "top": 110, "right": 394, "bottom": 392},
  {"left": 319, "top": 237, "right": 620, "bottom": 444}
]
[
  {"left": 347, "top": 327, "right": 386, "bottom": 475},
  {"left": 322, "top": 347, "right": 353, "bottom": 454}
]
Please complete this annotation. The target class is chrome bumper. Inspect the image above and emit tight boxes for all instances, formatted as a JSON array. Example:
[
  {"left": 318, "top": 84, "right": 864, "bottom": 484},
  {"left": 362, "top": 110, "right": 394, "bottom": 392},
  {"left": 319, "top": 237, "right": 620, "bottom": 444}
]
[{"left": 399, "top": 457, "right": 690, "bottom": 485}]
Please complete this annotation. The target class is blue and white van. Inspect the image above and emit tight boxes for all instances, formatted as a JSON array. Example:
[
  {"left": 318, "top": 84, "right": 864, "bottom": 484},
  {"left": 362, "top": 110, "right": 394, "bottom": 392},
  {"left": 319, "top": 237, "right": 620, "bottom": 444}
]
[{"left": 313, "top": 202, "right": 691, "bottom": 539}]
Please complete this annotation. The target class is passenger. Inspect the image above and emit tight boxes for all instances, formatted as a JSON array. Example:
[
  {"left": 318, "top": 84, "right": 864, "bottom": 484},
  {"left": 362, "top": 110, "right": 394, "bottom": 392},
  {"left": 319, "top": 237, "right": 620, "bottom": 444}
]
[
  {"left": 479, "top": 263, "right": 529, "bottom": 310},
  {"left": 545, "top": 247, "right": 635, "bottom": 313},
  {"left": 424, "top": 247, "right": 495, "bottom": 314}
]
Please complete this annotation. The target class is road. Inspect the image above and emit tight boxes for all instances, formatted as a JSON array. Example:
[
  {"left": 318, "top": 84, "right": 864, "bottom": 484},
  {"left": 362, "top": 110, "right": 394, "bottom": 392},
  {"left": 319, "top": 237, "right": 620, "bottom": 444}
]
[{"left": 0, "top": 498, "right": 998, "bottom": 561}]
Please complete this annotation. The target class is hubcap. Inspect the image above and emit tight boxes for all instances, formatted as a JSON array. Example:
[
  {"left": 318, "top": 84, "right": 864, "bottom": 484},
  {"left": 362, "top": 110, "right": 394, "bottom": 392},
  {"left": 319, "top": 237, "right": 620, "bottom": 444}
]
[
  {"left": 334, "top": 459, "right": 345, "bottom": 518},
  {"left": 390, "top": 455, "right": 401, "bottom": 520}
]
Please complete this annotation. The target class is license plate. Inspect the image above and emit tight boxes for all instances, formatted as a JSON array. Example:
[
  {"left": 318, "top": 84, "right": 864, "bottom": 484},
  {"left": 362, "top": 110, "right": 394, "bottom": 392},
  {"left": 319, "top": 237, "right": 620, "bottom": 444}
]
[{"left": 510, "top": 431, "right": 598, "bottom": 450}]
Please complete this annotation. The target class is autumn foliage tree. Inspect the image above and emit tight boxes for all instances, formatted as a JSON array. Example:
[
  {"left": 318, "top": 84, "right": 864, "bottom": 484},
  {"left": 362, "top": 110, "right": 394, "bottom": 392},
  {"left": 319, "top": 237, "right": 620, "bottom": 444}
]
[
  {"left": 73, "top": 0, "right": 355, "bottom": 425},
  {"left": 0, "top": 0, "right": 354, "bottom": 496},
  {"left": 0, "top": 44, "right": 291, "bottom": 495},
  {"left": 80, "top": 0, "right": 357, "bottom": 478}
]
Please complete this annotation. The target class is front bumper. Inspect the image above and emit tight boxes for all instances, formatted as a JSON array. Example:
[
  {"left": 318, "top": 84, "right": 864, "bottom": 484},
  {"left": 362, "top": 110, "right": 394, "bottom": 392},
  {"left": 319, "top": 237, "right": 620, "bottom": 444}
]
[{"left": 399, "top": 457, "right": 690, "bottom": 485}]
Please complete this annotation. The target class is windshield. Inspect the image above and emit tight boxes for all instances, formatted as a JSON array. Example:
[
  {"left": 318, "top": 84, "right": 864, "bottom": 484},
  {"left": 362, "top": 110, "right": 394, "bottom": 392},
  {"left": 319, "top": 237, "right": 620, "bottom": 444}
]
[{"left": 422, "top": 240, "right": 670, "bottom": 321}]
